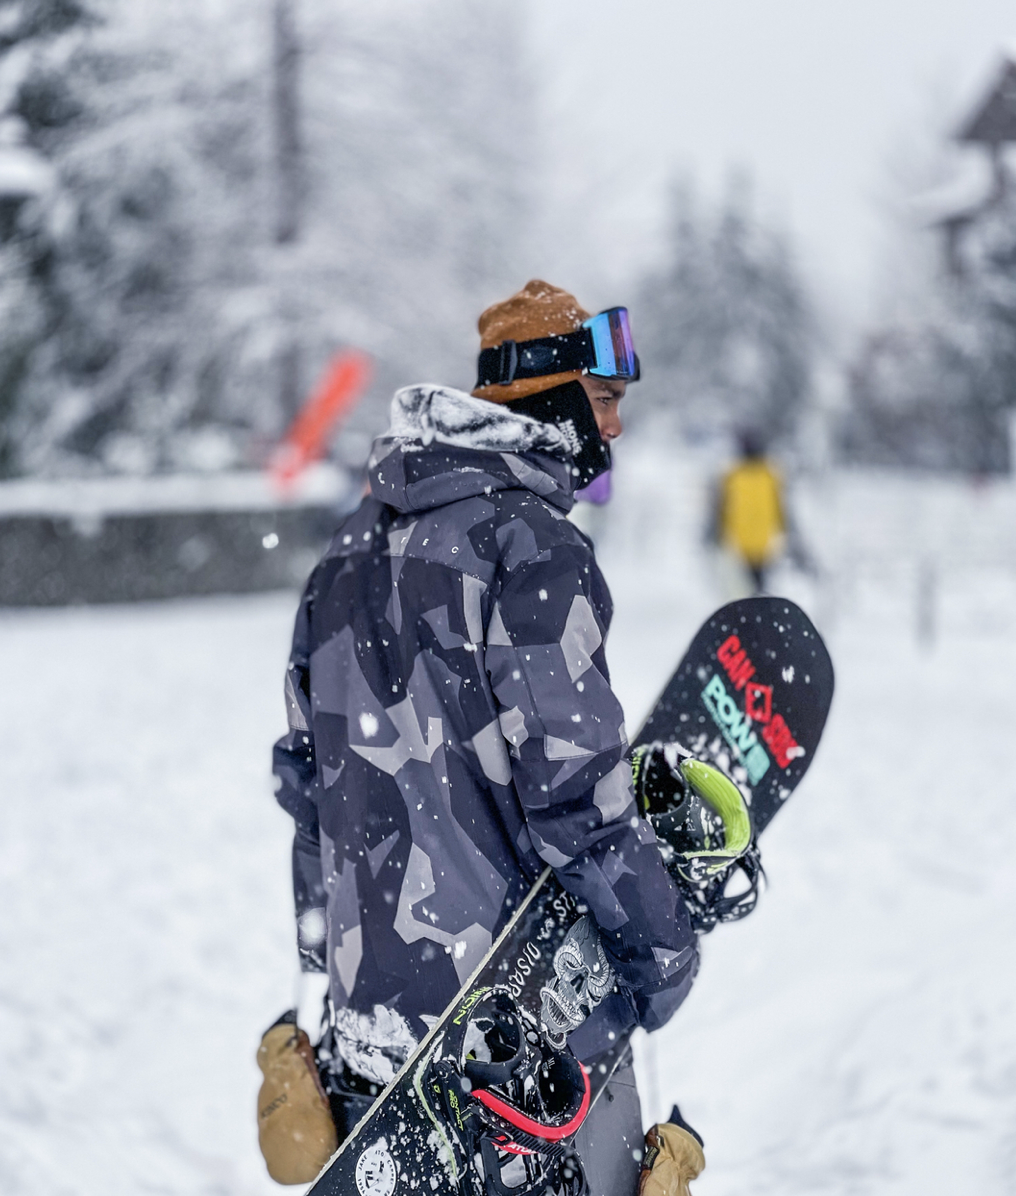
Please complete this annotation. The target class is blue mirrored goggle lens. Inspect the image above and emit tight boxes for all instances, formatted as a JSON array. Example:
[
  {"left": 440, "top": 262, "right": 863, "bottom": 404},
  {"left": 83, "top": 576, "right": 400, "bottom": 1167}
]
[{"left": 583, "top": 307, "right": 637, "bottom": 379}]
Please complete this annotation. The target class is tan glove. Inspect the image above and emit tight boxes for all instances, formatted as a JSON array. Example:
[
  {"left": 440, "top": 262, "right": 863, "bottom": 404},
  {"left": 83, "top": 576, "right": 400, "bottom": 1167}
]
[
  {"left": 638, "top": 1120, "right": 706, "bottom": 1196},
  {"left": 257, "top": 1013, "right": 338, "bottom": 1185}
]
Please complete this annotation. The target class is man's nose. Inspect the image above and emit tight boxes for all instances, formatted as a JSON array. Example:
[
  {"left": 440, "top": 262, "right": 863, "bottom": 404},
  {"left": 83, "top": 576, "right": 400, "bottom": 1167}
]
[{"left": 601, "top": 411, "right": 622, "bottom": 442}]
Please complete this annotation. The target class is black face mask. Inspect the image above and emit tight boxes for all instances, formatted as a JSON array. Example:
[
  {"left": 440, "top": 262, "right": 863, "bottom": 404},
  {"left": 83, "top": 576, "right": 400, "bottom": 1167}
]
[{"left": 505, "top": 381, "right": 610, "bottom": 491}]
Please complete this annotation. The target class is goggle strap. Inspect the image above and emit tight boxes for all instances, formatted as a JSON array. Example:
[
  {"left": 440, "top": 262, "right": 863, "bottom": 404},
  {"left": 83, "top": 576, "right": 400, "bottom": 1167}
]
[{"left": 477, "top": 328, "right": 594, "bottom": 387}]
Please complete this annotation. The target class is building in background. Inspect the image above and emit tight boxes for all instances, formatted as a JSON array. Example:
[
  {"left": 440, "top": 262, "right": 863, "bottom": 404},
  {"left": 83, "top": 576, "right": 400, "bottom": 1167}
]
[
  {"left": 841, "top": 49, "right": 1016, "bottom": 476},
  {"left": 938, "top": 50, "right": 1016, "bottom": 276}
]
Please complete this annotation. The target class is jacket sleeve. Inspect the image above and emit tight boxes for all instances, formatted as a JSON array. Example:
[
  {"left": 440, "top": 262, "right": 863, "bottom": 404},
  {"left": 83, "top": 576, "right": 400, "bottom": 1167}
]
[
  {"left": 272, "top": 589, "right": 328, "bottom": 974},
  {"left": 485, "top": 538, "right": 698, "bottom": 1033}
]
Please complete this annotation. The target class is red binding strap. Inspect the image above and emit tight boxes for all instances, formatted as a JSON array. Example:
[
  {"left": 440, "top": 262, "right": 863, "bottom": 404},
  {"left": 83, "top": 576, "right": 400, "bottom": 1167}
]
[{"left": 473, "top": 1066, "right": 591, "bottom": 1142}]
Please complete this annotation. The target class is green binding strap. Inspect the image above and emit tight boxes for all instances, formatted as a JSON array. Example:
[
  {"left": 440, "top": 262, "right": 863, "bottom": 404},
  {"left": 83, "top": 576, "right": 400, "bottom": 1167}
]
[
  {"left": 631, "top": 744, "right": 651, "bottom": 815},
  {"left": 678, "top": 759, "right": 752, "bottom": 874}
]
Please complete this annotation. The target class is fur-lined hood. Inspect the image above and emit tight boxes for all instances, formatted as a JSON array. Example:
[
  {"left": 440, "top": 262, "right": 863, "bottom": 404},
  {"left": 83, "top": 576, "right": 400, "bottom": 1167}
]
[{"left": 368, "top": 385, "right": 577, "bottom": 515}]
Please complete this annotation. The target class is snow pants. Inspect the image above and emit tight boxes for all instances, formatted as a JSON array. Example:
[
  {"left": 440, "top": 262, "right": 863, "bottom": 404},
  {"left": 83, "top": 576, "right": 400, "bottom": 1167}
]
[{"left": 572, "top": 1050, "right": 644, "bottom": 1196}]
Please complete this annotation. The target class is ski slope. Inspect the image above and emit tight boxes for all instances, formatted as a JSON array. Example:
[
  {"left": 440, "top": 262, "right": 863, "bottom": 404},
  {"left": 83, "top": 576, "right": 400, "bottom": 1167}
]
[{"left": 1, "top": 450, "right": 1015, "bottom": 1194}]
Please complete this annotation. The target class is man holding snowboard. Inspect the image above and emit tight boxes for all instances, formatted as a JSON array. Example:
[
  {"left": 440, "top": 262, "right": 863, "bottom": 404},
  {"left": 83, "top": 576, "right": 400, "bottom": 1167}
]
[{"left": 261, "top": 281, "right": 708, "bottom": 1195}]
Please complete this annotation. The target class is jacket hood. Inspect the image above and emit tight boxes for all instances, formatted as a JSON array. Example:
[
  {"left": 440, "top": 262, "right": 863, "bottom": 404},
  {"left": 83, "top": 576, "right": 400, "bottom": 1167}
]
[{"left": 368, "top": 385, "right": 577, "bottom": 515}]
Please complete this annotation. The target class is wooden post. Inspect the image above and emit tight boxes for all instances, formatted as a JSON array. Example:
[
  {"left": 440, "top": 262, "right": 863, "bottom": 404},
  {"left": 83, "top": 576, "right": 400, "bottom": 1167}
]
[
  {"left": 272, "top": 0, "right": 301, "bottom": 246},
  {"left": 916, "top": 556, "right": 937, "bottom": 648},
  {"left": 272, "top": 0, "right": 302, "bottom": 423}
]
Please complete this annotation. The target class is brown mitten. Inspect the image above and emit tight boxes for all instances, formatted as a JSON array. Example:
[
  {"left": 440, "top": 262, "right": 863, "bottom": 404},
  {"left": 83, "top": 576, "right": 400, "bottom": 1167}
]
[
  {"left": 257, "top": 1012, "right": 338, "bottom": 1185},
  {"left": 638, "top": 1120, "right": 706, "bottom": 1196}
]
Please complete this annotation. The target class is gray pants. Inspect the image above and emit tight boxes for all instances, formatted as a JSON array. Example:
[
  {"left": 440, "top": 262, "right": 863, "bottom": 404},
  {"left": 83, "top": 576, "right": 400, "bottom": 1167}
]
[{"left": 572, "top": 1053, "right": 644, "bottom": 1196}]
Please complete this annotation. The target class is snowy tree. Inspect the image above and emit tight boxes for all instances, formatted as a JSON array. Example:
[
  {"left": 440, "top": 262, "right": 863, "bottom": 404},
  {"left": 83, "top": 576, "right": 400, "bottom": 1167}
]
[
  {"left": 0, "top": 0, "right": 534, "bottom": 478},
  {"left": 0, "top": 0, "right": 275, "bottom": 475},
  {"left": 0, "top": 0, "right": 90, "bottom": 474},
  {"left": 632, "top": 174, "right": 817, "bottom": 447},
  {"left": 275, "top": 0, "right": 534, "bottom": 426},
  {"left": 841, "top": 235, "right": 1015, "bottom": 475}
]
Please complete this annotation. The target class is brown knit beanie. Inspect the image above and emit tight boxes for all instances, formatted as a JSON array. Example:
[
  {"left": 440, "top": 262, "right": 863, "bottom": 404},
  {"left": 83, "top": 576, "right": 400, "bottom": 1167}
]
[{"left": 472, "top": 279, "right": 590, "bottom": 403}]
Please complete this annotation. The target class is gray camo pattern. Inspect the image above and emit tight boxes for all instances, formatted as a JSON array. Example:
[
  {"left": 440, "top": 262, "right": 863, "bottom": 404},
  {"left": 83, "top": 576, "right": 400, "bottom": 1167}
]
[{"left": 273, "top": 385, "right": 697, "bottom": 1069}]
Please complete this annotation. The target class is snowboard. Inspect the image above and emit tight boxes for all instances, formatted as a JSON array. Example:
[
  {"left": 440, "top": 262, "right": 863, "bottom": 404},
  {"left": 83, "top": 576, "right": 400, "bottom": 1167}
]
[
  {"left": 634, "top": 596, "right": 834, "bottom": 835},
  {"left": 307, "top": 597, "right": 833, "bottom": 1196}
]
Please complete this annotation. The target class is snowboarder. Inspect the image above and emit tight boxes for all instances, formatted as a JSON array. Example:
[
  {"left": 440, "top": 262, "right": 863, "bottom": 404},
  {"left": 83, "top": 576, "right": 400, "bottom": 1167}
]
[
  {"left": 259, "top": 280, "right": 706, "bottom": 1193},
  {"left": 708, "top": 428, "right": 786, "bottom": 595}
]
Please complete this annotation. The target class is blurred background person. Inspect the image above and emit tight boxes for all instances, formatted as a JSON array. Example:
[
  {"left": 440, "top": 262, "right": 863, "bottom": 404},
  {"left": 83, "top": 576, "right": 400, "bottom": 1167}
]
[{"left": 707, "top": 429, "right": 786, "bottom": 596}]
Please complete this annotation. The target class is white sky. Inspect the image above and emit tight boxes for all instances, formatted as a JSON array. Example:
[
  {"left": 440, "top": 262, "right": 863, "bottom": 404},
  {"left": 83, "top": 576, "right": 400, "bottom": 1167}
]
[{"left": 528, "top": 0, "right": 1015, "bottom": 328}]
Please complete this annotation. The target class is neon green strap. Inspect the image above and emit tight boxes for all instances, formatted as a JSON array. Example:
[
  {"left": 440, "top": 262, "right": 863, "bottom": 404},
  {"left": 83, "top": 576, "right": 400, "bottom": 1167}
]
[{"left": 678, "top": 758, "right": 752, "bottom": 874}]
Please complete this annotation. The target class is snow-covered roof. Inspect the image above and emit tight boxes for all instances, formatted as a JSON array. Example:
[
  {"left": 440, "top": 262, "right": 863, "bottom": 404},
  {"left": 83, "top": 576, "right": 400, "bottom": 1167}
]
[
  {"left": 0, "top": 462, "right": 355, "bottom": 518},
  {"left": 957, "top": 53, "right": 1016, "bottom": 145},
  {"left": 909, "top": 152, "right": 997, "bottom": 227},
  {"left": 0, "top": 141, "right": 52, "bottom": 199}
]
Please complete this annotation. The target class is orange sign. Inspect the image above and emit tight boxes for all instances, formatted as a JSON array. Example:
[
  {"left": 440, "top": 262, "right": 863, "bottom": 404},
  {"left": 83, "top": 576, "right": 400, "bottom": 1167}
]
[{"left": 271, "top": 349, "right": 371, "bottom": 488}]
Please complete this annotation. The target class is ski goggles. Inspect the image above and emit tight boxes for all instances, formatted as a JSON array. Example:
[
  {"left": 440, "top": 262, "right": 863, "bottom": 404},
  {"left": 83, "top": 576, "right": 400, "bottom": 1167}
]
[
  {"left": 582, "top": 307, "right": 638, "bottom": 379},
  {"left": 475, "top": 306, "right": 640, "bottom": 388}
]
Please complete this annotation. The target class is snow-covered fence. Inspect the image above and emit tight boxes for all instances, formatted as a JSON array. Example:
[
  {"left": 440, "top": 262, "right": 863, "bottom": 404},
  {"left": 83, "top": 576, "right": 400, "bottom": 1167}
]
[
  {"left": 602, "top": 437, "right": 1016, "bottom": 644},
  {"left": 0, "top": 466, "right": 357, "bottom": 606},
  {"left": 793, "top": 468, "right": 1016, "bottom": 641}
]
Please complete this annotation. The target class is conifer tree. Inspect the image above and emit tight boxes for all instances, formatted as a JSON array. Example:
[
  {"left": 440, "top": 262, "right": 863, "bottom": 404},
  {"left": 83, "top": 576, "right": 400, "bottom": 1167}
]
[
  {"left": 635, "top": 175, "right": 816, "bottom": 446},
  {"left": 0, "top": 0, "right": 533, "bottom": 477}
]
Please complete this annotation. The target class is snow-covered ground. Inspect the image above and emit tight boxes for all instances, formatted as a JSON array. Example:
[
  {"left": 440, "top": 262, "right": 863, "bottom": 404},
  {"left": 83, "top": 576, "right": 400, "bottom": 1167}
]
[
  {"left": 0, "top": 595, "right": 297, "bottom": 1195},
  {"left": 2, "top": 447, "right": 1015, "bottom": 1194},
  {"left": 606, "top": 447, "right": 1016, "bottom": 1195}
]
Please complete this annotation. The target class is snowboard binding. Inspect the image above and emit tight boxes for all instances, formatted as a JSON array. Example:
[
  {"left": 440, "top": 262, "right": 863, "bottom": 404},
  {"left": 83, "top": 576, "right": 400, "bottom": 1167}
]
[
  {"left": 416, "top": 987, "right": 590, "bottom": 1196},
  {"left": 633, "top": 742, "right": 765, "bottom": 934}
]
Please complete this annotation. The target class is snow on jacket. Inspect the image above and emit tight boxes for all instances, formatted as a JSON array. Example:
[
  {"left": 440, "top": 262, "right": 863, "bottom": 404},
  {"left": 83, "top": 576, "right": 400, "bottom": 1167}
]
[{"left": 273, "top": 384, "right": 697, "bottom": 1080}]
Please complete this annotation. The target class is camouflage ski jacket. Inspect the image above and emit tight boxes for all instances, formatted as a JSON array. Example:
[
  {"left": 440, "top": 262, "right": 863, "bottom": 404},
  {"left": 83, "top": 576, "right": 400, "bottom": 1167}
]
[{"left": 273, "top": 385, "right": 697, "bottom": 1080}]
